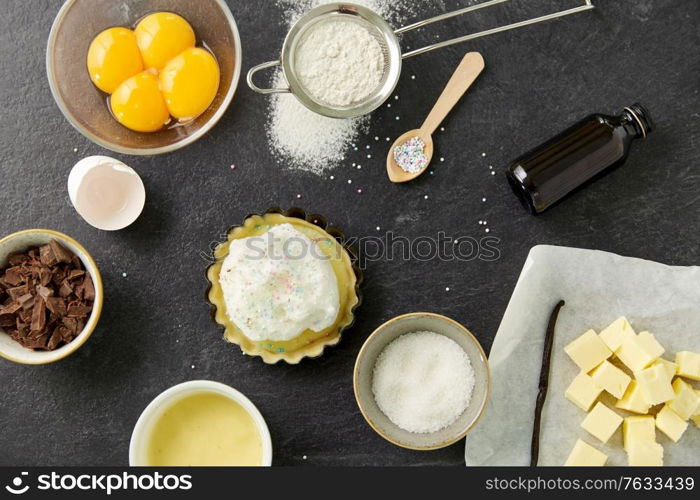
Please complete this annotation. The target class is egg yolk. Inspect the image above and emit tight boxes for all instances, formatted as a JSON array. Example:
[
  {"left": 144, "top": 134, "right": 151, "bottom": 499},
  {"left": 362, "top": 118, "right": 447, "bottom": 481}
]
[
  {"left": 160, "top": 48, "right": 220, "bottom": 121},
  {"left": 134, "top": 12, "right": 195, "bottom": 70},
  {"left": 87, "top": 27, "right": 144, "bottom": 94},
  {"left": 110, "top": 72, "right": 170, "bottom": 133}
]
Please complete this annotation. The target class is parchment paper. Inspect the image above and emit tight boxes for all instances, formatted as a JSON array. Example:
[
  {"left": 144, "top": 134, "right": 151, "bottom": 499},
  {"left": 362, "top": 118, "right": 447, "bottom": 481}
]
[{"left": 465, "top": 245, "right": 700, "bottom": 466}]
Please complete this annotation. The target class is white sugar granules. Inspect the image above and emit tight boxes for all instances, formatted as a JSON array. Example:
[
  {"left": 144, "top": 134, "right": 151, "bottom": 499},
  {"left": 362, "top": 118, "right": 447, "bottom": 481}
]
[
  {"left": 295, "top": 19, "right": 384, "bottom": 107},
  {"left": 372, "top": 331, "right": 475, "bottom": 434},
  {"left": 268, "top": 0, "right": 432, "bottom": 175}
]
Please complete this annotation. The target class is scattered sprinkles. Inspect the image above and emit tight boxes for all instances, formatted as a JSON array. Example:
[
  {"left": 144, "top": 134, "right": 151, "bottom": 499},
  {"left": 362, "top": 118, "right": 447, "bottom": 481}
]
[
  {"left": 330, "top": 175, "right": 335, "bottom": 180},
  {"left": 482, "top": 197, "right": 487, "bottom": 202},
  {"left": 122, "top": 272, "right": 128, "bottom": 278},
  {"left": 445, "top": 287, "right": 450, "bottom": 292},
  {"left": 424, "top": 195, "right": 429, "bottom": 200},
  {"left": 357, "top": 188, "right": 363, "bottom": 194},
  {"left": 296, "top": 194, "right": 303, "bottom": 199},
  {"left": 393, "top": 136, "right": 429, "bottom": 173},
  {"left": 481, "top": 152, "right": 486, "bottom": 157}
]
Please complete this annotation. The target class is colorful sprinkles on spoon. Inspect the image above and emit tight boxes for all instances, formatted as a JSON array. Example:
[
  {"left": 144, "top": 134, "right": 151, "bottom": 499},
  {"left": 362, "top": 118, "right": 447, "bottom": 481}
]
[{"left": 393, "top": 136, "right": 429, "bottom": 174}]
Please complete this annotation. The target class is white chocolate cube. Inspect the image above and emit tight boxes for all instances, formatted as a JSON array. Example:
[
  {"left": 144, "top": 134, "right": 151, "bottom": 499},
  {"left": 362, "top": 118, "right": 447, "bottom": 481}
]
[
  {"left": 636, "top": 332, "right": 665, "bottom": 359},
  {"left": 581, "top": 402, "right": 623, "bottom": 444},
  {"left": 627, "top": 440, "right": 664, "bottom": 466},
  {"left": 615, "top": 380, "right": 651, "bottom": 414},
  {"left": 667, "top": 378, "right": 700, "bottom": 420},
  {"left": 675, "top": 351, "right": 700, "bottom": 381},
  {"left": 616, "top": 336, "right": 658, "bottom": 373},
  {"left": 655, "top": 405, "right": 688, "bottom": 442},
  {"left": 590, "top": 360, "right": 631, "bottom": 399},
  {"left": 565, "top": 330, "right": 612, "bottom": 372},
  {"left": 565, "top": 372, "right": 603, "bottom": 411},
  {"left": 599, "top": 316, "right": 636, "bottom": 351},
  {"left": 651, "top": 358, "right": 677, "bottom": 382},
  {"left": 636, "top": 364, "right": 675, "bottom": 405},
  {"left": 564, "top": 439, "right": 608, "bottom": 466},
  {"left": 623, "top": 415, "right": 655, "bottom": 452}
]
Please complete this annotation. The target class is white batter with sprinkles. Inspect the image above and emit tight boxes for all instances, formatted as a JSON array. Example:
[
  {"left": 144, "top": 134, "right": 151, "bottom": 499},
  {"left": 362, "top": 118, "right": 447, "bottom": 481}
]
[{"left": 219, "top": 224, "right": 340, "bottom": 341}]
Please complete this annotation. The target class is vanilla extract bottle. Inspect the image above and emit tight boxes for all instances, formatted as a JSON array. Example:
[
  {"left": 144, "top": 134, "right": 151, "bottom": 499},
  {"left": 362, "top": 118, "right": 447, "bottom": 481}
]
[{"left": 506, "top": 103, "right": 654, "bottom": 214}]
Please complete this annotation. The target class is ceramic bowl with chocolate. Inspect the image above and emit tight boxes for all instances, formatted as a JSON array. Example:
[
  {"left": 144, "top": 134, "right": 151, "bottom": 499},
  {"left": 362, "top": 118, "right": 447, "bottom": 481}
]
[{"left": 0, "top": 229, "right": 103, "bottom": 364}]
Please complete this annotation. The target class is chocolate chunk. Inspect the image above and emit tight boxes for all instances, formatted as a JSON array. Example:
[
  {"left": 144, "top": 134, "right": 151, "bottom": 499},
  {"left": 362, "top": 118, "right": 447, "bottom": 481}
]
[
  {"left": 83, "top": 275, "right": 95, "bottom": 301},
  {"left": 39, "top": 267, "right": 51, "bottom": 286},
  {"left": 4, "top": 267, "right": 24, "bottom": 286},
  {"left": 7, "top": 253, "right": 28, "bottom": 266},
  {"left": 7, "top": 284, "right": 29, "bottom": 301},
  {"left": 46, "top": 297, "right": 67, "bottom": 316},
  {"left": 36, "top": 285, "right": 53, "bottom": 300},
  {"left": 71, "top": 255, "right": 82, "bottom": 270},
  {"left": 18, "top": 293, "right": 35, "bottom": 311},
  {"left": 67, "top": 303, "right": 92, "bottom": 318},
  {"left": 67, "top": 269, "right": 85, "bottom": 281},
  {"left": 0, "top": 302, "right": 22, "bottom": 315},
  {"left": 39, "top": 244, "right": 58, "bottom": 266},
  {"left": 62, "top": 317, "right": 79, "bottom": 334},
  {"left": 58, "top": 280, "right": 73, "bottom": 298},
  {"left": 30, "top": 298, "right": 46, "bottom": 332},
  {"left": 47, "top": 328, "right": 63, "bottom": 350},
  {"left": 0, "top": 312, "right": 15, "bottom": 327},
  {"left": 49, "top": 240, "right": 74, "bottom": 264}
]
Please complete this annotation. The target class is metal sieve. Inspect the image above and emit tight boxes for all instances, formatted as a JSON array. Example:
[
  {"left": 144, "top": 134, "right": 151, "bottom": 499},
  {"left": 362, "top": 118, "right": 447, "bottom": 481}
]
[{"left": 247, "top": 0, "right": 595, "bottom": 119}]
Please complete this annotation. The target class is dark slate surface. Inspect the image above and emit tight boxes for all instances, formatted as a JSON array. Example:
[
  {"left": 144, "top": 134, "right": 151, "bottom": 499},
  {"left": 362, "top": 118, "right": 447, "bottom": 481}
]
[{"left": 0, "top": 0, "right": 698, "bottom": 466}]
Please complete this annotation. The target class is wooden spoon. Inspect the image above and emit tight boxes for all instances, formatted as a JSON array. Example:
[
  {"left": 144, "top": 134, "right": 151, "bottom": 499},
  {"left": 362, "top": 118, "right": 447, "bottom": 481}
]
[{"left": 386, "top": 52, "right": 485, "bottom": 183}]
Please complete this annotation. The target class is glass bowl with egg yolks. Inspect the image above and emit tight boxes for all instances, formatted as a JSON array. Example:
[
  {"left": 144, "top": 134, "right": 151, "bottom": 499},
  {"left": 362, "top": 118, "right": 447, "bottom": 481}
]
[{"left": 47, "top": 0, "right": 241, "bottom": 155}]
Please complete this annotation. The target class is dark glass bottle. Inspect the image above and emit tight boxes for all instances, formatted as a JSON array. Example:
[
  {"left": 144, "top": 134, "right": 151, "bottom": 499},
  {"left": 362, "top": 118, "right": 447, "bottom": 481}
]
[{"left": 506, "top": 103, "right": 653, "bottom": 214}]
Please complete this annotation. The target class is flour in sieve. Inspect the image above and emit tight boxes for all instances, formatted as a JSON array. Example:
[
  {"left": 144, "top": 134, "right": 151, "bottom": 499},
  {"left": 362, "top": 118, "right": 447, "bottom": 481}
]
[
  {"left": 268, "top": 0, "right": 448, "bottom": 175},
  {"left": 295, "top": 19, "right": 385, "bottom": 107}
]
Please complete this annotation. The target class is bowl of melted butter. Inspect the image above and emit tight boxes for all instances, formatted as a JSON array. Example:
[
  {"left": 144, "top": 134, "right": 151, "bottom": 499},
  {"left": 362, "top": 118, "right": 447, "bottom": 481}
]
[{"left": 129, "top": 381, "right": 272, "bottom": 466}]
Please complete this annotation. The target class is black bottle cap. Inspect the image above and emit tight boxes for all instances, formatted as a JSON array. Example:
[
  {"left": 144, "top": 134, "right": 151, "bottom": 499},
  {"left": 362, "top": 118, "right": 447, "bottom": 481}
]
[{"left": 624, "top": 103, "right": 654, "bottom": 139}]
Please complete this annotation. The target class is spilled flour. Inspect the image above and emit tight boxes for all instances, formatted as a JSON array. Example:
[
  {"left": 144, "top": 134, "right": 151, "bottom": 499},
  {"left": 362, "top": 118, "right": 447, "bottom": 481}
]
[{"left": 268, "top": 0, "right": 438, "bottom": 175}]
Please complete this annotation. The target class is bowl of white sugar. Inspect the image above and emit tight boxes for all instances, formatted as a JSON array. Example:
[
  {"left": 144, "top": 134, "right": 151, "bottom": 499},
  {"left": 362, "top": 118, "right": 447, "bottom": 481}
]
[{"left": 353, "top": 313, "right": 490, "bottom": 450}]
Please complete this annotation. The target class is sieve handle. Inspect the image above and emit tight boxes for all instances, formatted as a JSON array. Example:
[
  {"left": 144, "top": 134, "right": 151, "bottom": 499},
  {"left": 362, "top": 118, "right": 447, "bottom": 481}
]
[
  {"left": 247, "top": 60, "right": 290, "bottom": 94},
  {"left": 396, "top": 0, "right": 594, "bottom": 59}
]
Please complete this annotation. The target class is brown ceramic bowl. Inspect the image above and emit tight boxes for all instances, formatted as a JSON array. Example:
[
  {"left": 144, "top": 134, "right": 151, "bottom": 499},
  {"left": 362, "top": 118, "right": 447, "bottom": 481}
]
[
  {"left": 0, "top": 229, "right": 104, "bottom": 365},
  {"left": 46, "top": 0, "right": 242, "bottom": 155}
]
